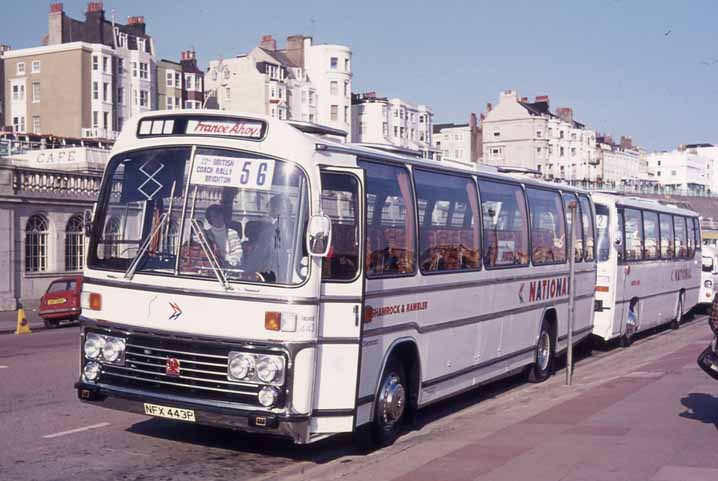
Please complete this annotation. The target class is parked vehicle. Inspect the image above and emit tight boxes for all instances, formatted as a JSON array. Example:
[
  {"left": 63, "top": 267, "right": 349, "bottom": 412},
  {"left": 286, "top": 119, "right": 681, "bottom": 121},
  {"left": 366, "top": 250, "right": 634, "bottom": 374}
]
[
  {"left": 699, "top": 246, "right": 718, "bottom": 307},
  {"left": 39, "top": 276, "right": 83, "bottom": 328}
]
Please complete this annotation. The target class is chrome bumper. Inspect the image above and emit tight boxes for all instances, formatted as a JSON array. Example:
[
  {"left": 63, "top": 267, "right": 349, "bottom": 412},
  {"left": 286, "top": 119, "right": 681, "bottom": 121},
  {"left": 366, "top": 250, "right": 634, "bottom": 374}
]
[{"left": 75, "top": 382, "right": 311, "bottom": 443}]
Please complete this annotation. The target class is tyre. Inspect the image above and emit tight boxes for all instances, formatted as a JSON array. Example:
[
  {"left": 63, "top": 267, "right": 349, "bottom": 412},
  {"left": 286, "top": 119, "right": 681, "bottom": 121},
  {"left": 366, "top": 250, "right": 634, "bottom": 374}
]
[
  {"left": 621, "top": 300, "right": 639, "bottom": 348},
  {"left": 370, "top": 357, "right": 408, "bottom": 446},
  {"left": 670, "top": 294, "right": 683, "bottom": 330},
  {"left": 42, "top": 318, "right": 59, "bottom": 329},
  {"left": 527, "top": 320, "right": 554, "bottom": 383}
]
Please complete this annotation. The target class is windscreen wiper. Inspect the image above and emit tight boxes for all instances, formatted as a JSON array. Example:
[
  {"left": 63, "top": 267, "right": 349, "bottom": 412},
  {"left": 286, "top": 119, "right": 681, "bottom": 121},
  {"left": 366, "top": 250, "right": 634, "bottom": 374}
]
[
  {"left": 125, "top": 213, "right": 169, "bottom": 281},
  {"left": 190, "top": 218, "right": 232, "bottom": 291}
]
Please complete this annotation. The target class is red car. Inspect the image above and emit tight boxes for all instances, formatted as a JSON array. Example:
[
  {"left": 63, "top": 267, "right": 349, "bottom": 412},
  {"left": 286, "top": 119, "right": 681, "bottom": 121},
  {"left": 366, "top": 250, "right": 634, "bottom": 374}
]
[{"left": 38, "top": 276, "right": 83, "bottom": 328}]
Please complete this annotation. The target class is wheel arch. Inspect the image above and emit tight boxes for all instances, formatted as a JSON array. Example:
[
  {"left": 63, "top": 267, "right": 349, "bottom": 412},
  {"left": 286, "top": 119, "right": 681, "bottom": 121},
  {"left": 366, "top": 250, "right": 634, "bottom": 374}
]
[{"left": 370, "top": 337, "right": 421, "bottom": 420}]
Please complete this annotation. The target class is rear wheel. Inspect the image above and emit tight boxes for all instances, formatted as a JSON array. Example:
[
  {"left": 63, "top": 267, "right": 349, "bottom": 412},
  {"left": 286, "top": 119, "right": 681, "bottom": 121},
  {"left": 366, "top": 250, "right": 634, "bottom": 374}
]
[
  {"left": 621, "top": 300, "right": 639, "bottom": 348},
  {"left": 371, "top": 357, "right": 407, "bottom": 446},
  {"left": 42, "top": 318, "right": 59, "bottom": 329},
  {"left": 528, "top": 320, "right": 554, "bottom": 383}
]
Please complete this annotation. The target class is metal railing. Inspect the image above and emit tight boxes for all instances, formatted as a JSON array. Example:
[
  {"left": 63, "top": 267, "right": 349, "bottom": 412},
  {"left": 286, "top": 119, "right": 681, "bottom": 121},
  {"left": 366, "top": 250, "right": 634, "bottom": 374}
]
[{"left": 12, "top": 167, "right": 101, "bottom": 198}]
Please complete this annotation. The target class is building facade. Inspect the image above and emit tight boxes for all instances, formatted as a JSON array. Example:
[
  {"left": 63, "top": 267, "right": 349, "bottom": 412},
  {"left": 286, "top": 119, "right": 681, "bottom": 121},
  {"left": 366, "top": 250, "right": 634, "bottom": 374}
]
[
  {"left": 351, "top": 92, "right": 434, "bottom": 157},
  {"left": 3, "top": 2, "right": 158, "bottom": 139},
  {"left": 595, "top": 135, "right": 646, "bottom": 184},
  {"left": 482, "top": 90, "right": 597, "bottom": 180},
  {"left": 646, "top": 144, "right": 718, "bottom": 193},
  {"left": 206, "top": 34, "right": 351, "bottom": 134},
  {"left": 432, "top": 113, "right": 482, "bottom": 167},
  {"left": 157, "top": 51, "right": 204, "bottom": 111},
  {"left": 0, "top": 133, "right": 109, "bottom": 310}
]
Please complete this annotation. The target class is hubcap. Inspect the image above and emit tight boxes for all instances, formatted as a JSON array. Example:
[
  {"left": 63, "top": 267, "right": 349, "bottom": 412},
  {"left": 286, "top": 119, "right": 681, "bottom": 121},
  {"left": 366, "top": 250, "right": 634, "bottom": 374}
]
[
  {"left": 537, "top": 331, "right": 551, "bottom": 371},
  {"left": 377, "top": 373, "right": 406, "bottom": 427}
]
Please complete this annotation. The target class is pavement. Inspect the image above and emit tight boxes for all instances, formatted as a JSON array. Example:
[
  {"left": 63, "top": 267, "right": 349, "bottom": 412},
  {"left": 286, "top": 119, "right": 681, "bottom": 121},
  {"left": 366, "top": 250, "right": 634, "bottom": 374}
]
[
  {"left": 0, "top": 312, "right": 717, "bottom": 481},
  {"left": 0, "top": 300, "right": 73, "bottom": 334}
]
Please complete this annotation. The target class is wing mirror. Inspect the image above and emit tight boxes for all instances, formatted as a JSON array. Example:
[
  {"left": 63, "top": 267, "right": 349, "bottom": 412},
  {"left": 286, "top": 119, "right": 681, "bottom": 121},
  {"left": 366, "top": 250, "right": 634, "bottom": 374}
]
[
  {"left": 306, "top": 215, "right": 332, "bottom": 257},
  {"left": 83, "top": 208, "right": 94, "bottom": 237}
]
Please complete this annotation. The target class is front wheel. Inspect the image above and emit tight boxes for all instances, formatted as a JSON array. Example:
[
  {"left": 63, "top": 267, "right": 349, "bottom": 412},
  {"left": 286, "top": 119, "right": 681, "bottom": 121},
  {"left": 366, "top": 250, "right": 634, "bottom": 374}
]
[
  {"left": 527, "top": 321, "right": 554, "bottom": 383},
  {"left": 371, "top": 358, "right": 408, "bottom": 446}
]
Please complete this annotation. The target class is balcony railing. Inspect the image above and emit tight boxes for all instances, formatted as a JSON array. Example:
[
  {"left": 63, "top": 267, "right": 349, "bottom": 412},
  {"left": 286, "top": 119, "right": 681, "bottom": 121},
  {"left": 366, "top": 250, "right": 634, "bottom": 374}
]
[{"left": 12, "top": 167, "right": 101, "bottom": 199}]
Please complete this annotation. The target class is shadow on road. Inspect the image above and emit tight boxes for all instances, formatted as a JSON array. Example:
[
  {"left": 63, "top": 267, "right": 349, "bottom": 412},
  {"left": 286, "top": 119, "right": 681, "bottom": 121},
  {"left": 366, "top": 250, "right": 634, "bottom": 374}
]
[{"left": 679, "top": 393, "right": 718, "bottom": 432}]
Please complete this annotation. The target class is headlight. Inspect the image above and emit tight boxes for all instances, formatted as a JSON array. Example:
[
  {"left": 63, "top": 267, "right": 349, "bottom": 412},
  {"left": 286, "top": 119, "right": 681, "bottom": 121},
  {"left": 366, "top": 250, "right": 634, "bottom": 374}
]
[
  {"left": 83, "top": 361, "right": 101, "bottom": 382},
  {"left": 102, "top": 337, "right": 126, "bottom": 363},
  {"left": 228, "top": 353, "right": 254, "bottom": 380},
  {"left": 84, "top": 333, "right": 105, "bottom": 360},
  {"left": 258, "top": 386, "right": 278, "bottom": 407},
  {"left": 84, "top": 332, "right": 125, "bottom": 365},
  {"left": 705, "top": 280, "right": 713, "bottom": 288},
  {"left": 256, "top": 356, "right": 282, "bottom": 383}
]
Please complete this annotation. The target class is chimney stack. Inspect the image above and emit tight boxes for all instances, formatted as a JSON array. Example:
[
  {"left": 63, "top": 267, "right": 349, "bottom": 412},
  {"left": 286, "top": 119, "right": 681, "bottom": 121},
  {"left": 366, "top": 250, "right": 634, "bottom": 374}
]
[
  {"left": 285, "top": 35, "right": 306, "bottom": 67},
  {"left": 181, "top": 50, "right": 196, "bottom": 61},
  {"left": 260, "top": 34, "right": 277, "bottom": 51},
  {"left": 535, "top": 95, "right": 550, "bottom": 104},
  {"left": 620, "top": 135, "right": 633, "bottom": 150},
  {"left": 87, "top": 1, "right": 103, "bottom": 14},
  {"left": 486, "top": 102, "right": 493, "bottom": 112},
  {"left": 127, "top": 16, "right": 145, "bottom": 25},
  {"left": 556, "top": 107, "right": 573, "bottom": 124},
  {"left": 48, "top": 3, "right": 65, "bottom": 45},
  {"left": 50, "top": 2, "right": 63, "bottom": 13}
]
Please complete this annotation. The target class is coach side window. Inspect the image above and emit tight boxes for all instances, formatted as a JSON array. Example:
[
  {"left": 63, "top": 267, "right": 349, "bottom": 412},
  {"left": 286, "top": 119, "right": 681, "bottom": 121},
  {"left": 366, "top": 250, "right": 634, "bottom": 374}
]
[
  {"left": 693, "top": 218, "right": 701, "bottom": 253},
  {"left": 578, "top": 195, "right": 595, "bottom": 262},
  {"left": 320, "top": 172, "right": 360, "bottom": 281},
  {"left": 562, "top": 193, "right": 583, "bottom": 262},
  {"left": 623, "top": 208, "right": 644, "bottom": 260},
  {"left": 527, "top": 188, "right": 567, "bottom": 265},
  {"left": 617, "top": 210, "right": 626, "bottom": 262},
  {"left": 415, "top": 169, "right": 480, "bottom": 273},
  {"left": 687, "top": 217, "right": 696, "bottom": 258},
  {"left": 362, "top": 161, "right": 416, "bottom": 277},
  {"left": 642, "top": 211, "right": 660, "bottom": 260},
  {"left": 674, "top": 216, "right": 687, "bottom": 258},
  {"left": 479, "top": 180, "right": 529, "bottom": 268},
  {"left": 659, "top": 213, "right": 674, "bottom": 259}
]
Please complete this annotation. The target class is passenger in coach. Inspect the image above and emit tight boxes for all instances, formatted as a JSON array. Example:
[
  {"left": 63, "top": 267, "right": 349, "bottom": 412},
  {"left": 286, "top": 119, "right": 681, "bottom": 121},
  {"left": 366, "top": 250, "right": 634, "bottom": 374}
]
[{"left": 204, "top": 204, "right": 243, "bottom": 268}]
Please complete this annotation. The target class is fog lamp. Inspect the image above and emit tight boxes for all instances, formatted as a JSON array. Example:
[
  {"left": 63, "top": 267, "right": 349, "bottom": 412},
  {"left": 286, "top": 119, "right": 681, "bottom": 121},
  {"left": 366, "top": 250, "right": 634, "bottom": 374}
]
[
  {"left": 258, "top": 386, "right": 278, "bottom": 408},
  {"left": 83, "top": 361, "right": 101, "bottom": 382}
]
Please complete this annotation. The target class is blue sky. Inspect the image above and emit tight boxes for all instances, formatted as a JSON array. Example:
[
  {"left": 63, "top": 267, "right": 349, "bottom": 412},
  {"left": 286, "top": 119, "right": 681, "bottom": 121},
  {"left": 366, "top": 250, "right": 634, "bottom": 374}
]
[{"left": 4, "top": 1, "right": 717, "bottom": 150}]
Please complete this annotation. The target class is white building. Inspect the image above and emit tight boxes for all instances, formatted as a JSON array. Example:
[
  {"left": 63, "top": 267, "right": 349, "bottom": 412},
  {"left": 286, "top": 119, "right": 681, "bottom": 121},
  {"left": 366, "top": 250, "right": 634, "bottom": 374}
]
[
  {"left": 482, "top": 90, "right": 597, "bottom": 181},
  {"left": 351, "top": 92, "right": 434, "bottom": 157},
  {"left": 647, "top": 144, "right": 718, "bottom": 193},
  {"left": 206, "top": 35, "right": 350, "bottom": 134},
  {"left": 595, "top": 135, "right": 645, "bottom": 184},
  {"left": 432, "top": 114, "right": 481, "bottom": 168}
]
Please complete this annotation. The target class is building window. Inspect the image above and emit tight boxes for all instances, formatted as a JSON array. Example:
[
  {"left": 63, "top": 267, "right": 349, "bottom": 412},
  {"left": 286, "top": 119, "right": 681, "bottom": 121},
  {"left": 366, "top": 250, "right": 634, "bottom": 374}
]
[
  {"left": 382, "top": 122, "right": 388, "bottom": 136},
  {"left": 344, "top": 106, "right": 349, "bottom": 123},
  {"left": 15, "top": 62, "right": 25, "bottom": 76},
  {"left": 175, "top": 72, "right": 181, "bottom": 88},
  {"left": 330, "top": 57, "right": 338, "bottom": 69},
  {"left": 330, "top": 81, "right": 338, "bottom": 95},
  {"left": 102, "top": 82, "right": 109, "bottom": 102},
  {"left": 102, "top": 56, "right": 108, "bottom": 73},
  {"left": 140, "top": 90, "right": 149, "bottom": 107},
  {"left": 560, "top": 146, "right": 565, "bottom": 157},
  {"left": 117, "top": 58, "right": 124, "bottom": 74},
  {"left": 93, "top": 82, "right": 99, "bottom": 100},
  {"left": 166, "top": 96, "right": 174, "bottom": 110},
  {"left": 344, "top": 81, "right": 349, "bottom": 97},
  {"left": 13, "top": 116, "right": 25, "bottom": 132},
  {"left": 31, "top": 82, "right": 40, "bottom": 103},
  {"left": 536, "top": 130, "right": 542, "bottom": 138},
  {"left": 225, "top": 87, "right": 231, "bottom": 99},
  {"left": 117, "top": 117, "right": 124, "bottom": 131},
  {"left": 25, "top": 214, "right": 49, "bottom": 273},
  {"left": 139, "top": 62, "right": 149, "bottom": 80},
  {"left": 12, "top": 83, "right": 25, "bottom": 101},
  {"left": 93, "top": 56, "right": 98, "bottom": 71},
  {"left": 493, "top": 130, "right": 500, "bottom": 137},
  {"left": 330, "top": 105, "right": 338, "bottom": 121},
  {"left": 185, "top": 74, "right": 194, "bottom": 91},
  {"left": 93, "top": 111, "right": 99, "bottom": 128},
  {"left": 132, "top": 62, "right": 138, "bottom": 78},
  {"left": 117, "top": 87, "right": 124, "bottom": 104},
  {"left": 32, "top": 116, "right": 40, "bottom": 134},
  {"left": 103, "top": 112, "right": 109, "bottom": 130},
  {"left": 65, "top": 215, "right": 84, "bottom": 271},
  {"left": 394, "top": 126, "right": 398, "bottom": 137},
  {"left": 166, "top": 71, "right": 174, "bottom": 87},
  {"left": 31, "top": 60, "right": 41, "bottom": 73},
  {"left": 559, "top": 130, "right": 564, "bottom": 139}
]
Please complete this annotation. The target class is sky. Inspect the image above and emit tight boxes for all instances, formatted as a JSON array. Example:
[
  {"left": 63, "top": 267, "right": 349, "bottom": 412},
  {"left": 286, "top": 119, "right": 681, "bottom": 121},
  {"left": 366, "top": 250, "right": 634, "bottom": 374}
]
[{"left": 4, "top": 0, "right": 717, "bottom": 151}]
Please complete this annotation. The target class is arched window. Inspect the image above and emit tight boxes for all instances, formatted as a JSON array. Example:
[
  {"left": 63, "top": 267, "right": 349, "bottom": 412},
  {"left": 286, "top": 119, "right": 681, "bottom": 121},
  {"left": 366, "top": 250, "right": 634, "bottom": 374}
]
[
  {"left": 65, "top": 215, "right": 85, "bottom": 271},
  {"left": 26, "top": 214, "right": 49, "bottom": 272}
]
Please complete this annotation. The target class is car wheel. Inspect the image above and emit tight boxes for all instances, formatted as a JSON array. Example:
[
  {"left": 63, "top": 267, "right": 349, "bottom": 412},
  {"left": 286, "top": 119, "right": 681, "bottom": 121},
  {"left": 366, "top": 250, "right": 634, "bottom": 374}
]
[
  {"left": 527, "top": 320, "right": 554, "bottom": 383},
  {"left": 371, "top": 357, "right": 408, "bottom": 446},
  {"left": 42, "top": 318, "right": 59, "bottom": 329}
]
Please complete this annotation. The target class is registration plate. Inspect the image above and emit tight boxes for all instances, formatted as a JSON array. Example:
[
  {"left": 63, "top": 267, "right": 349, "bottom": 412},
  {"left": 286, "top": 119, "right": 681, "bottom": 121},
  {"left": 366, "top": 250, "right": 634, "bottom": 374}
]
[
  {"left": 47, "top": 298, "right": 66, "bottom": 305},
  {"left": 143, "top": 403, "right": 196, "bottom": 422}
]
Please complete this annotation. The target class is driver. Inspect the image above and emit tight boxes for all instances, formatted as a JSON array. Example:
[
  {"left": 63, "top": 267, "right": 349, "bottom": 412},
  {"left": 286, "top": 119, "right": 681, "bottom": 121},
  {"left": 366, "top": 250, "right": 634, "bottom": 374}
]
[{"left": 204, "top": 204, "right": 242, "bottom": 268}]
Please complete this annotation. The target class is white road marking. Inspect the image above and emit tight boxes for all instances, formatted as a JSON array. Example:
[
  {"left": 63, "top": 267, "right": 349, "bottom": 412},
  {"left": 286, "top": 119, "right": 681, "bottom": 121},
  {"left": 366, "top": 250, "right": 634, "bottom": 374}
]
[
  {"left": 42, "top": 422, "right": 111, "bottom": 439},
  {"left": 623, "top": 371, "right": 665, "bottom": 379},
  {"left": 0, "top": 365, "right": 8, "bottom": 369}
]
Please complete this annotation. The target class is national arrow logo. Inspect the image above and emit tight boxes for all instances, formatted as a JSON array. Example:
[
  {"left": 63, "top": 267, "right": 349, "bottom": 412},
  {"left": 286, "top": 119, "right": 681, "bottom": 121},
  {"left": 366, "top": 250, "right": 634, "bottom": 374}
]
[{"left": 168, "top": 302, "right": 183, "bottom": 320}]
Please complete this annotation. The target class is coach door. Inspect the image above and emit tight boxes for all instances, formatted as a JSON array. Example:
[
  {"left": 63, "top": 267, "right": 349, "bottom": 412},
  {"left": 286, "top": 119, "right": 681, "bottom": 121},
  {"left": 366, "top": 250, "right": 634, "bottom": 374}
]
[{"left": 313, "top": 168, "right": 365, "bottom": 432}]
